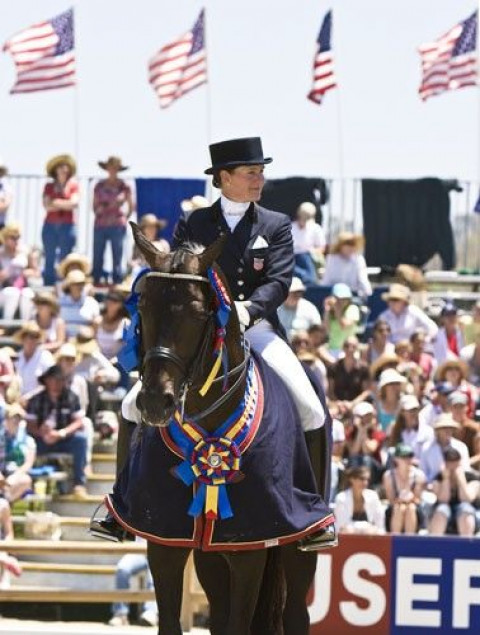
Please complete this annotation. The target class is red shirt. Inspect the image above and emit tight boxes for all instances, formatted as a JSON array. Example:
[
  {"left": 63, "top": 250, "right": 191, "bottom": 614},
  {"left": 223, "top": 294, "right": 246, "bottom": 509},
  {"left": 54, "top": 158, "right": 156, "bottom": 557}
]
[
  {"left": 447, "top": 331, "right": 459, "bottom": 356},
  {"left": 43, "top": 180, "right": 78, "bottom": 224}
]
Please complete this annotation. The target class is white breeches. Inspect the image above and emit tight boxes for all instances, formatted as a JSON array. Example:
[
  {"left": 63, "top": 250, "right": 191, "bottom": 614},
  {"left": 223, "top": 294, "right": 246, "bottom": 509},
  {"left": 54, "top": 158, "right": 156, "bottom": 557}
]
[
  {"left": 122, "top": 321, "right": 327, "bottom": 432},
  {"left": 0, "top": 286, "right": 34, "bottom": 320},
  {"left": 246, "top": 320, "right": 326, "bottom": 431}
]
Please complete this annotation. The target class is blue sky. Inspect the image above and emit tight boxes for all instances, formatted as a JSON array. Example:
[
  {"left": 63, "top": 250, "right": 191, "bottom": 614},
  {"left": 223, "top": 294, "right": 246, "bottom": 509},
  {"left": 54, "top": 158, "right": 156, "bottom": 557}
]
[{"left": 0, "top": 0, "right": 478, "bottom": 180}]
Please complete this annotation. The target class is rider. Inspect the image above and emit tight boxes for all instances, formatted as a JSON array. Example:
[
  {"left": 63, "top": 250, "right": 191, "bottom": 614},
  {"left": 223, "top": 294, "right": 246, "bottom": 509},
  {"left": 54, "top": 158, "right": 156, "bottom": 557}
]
[{"left": 91, "top": 137, "right": 335, "bottom": 549}]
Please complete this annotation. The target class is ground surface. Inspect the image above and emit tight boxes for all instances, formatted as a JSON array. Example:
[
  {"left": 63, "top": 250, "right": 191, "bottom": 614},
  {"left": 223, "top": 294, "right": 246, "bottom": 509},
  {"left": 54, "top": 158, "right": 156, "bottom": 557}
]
[{"left": 0, "top": 618, "right": 209, "bottom": 634}]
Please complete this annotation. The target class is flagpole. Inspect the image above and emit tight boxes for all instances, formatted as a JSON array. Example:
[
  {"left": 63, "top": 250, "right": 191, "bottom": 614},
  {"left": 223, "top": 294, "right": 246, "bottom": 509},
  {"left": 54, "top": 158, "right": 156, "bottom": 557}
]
[
  {"left": 203, "top": 7, "right": 213, "bottom": 200},
  {"left": 335, "top": 88, "right": 346, "bottom": 232},
  {"left": 73, "top": 3, "right": 80, "bottom": 170}
]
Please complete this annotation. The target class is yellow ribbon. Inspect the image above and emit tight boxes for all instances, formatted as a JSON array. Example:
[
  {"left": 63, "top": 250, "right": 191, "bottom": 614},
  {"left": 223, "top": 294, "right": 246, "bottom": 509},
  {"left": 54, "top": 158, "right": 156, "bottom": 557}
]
[
  {"left": 205, "top": 485, "right": 219, "bottom": 518},
  {"left": 199, "top": 349, "right": 223, "bottom": 397}
]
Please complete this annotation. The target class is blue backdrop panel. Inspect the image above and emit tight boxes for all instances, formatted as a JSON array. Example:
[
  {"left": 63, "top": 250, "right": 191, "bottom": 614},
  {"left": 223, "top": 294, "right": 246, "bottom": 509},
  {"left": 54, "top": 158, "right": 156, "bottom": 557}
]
[{"left": 135, "top": 178, "right": 206, "bottom": 242}]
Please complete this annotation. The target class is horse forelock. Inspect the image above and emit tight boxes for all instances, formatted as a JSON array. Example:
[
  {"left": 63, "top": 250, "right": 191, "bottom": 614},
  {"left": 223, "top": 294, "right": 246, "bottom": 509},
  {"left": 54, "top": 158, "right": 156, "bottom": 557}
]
[{"left": 169, "top": 242, "right": 206, "bottom": 274}]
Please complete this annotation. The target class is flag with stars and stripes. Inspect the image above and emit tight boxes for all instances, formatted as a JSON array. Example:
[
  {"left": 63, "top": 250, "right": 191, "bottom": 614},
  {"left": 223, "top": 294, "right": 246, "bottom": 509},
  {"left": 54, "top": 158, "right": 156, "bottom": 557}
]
[
  {"left": 307, "top": 10, "right": 337, "bottom": 105},
  {"left": 3, "top": 8, "right": 76, "bottom": 94},
  {"left": 418, "top": 11, "right": 477, "bottom": 101},
  {"left": 148, "top": 9, "right": 207, "bottom": 109}
]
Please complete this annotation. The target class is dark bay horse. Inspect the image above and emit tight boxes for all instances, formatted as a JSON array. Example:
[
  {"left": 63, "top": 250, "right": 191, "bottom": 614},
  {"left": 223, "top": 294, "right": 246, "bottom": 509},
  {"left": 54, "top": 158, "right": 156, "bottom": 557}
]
[{"left": 107, "top": 223, "right": 334, "bottom": 634}]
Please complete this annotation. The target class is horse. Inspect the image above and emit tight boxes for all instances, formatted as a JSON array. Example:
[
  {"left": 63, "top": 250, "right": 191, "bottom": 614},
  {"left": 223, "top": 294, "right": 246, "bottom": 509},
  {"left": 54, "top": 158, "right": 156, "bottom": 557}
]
[{"left": 107, "top": 223, "right": 334, "bottom": 634}]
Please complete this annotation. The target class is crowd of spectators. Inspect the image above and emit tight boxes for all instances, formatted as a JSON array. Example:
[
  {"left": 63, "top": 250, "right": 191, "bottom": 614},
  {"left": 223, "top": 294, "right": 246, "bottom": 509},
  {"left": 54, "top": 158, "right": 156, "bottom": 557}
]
[
  {"left": 0, "top": 161, "right": 478, "bottom": 559},
  {"left": 281, "top": 202, "right": 480, "bottom": 537}
]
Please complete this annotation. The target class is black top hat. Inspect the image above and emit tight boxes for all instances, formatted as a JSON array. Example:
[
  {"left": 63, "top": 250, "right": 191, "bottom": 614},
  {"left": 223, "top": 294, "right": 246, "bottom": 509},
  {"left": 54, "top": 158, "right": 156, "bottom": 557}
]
[{"left": 204, "top": 137, "right": 272, "bottom": 175}]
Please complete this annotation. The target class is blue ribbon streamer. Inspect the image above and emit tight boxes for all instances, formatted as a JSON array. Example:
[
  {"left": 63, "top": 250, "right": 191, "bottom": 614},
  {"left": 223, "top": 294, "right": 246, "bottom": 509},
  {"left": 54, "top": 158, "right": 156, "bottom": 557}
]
[
  {"left": 117, "top": 267, "right": 151, "bottom": 372},
  {"left": 188, "top": 483, "right": 206, "bottom": 517}
]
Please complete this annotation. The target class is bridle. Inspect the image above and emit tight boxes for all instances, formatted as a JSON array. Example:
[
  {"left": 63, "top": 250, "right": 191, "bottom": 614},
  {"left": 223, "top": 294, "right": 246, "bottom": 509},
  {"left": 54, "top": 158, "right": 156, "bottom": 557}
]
[{"left": 139, "top": 271, "right": 249, "bottom": 421}]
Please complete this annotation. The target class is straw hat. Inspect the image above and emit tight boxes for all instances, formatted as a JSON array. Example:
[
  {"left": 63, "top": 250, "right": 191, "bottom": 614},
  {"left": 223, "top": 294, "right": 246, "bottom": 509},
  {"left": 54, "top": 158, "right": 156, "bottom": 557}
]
[
  {"left": 33, "top": 292, "right": 59, "bottom": 315},
  {"left": 330, "top": 232, "right": 364, "bottom": 254},
  {"left": 435, "top": 359, "right": 469, "bottom": 382},
  {"left": 98, "top": 156, "right": 129, "bottom": 172},
  {"left": 0, "top": 346, "right": 19, "bottom": 360},
  {"left": 180, "top": 195, "right": 210, "bottom": 213},
  {"left": 56, "top": 343, "right": 77, "bottom": 360},
  {"left": 46, "top": 154, "right": 76, "bottom": 179},
  {"left": 139, "top": 213, "right": 168, "bottom": 230},
  {"left": 370, "top": 352, "right": 400, "bottom": 380},
  {"left": 13, "top": 321, "right": 42, "bottom": 343},
  {"left": 395, "top": 264, "right": 426, "bottom": 291},
  {"left": 0, "top": 223, "right": 21, "bottom": 243},
  {"left": 378, "top": 368, "right": 407, "bottom": 389},
  {"left": 382, "top": 284, "right": 411, "bottom": 303},
  {"left": 433, "top": 413, "right": 460, "bottom": 431},
  {"left": 57, "top": 253, "right": 90, "bottom": 279},
  {"left": 399, "top": 394, "right": 420, "bottom": 411},
  {"left": 0, "top": 158, "right": 8, "bottom": 178},
  {"left": 62, "top": 270, "right": 87, "bottom": 292},
  {"left": 296, "top": 202, "right": 317, "bottom": 219},
  {"left": 74, "top": 326, "right": 99, "bottom": 356}
]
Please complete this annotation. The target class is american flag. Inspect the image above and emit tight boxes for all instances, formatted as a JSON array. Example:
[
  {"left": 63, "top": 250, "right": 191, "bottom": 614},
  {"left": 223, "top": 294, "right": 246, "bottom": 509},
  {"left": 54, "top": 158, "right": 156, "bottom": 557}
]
[
  {"left": 148, "top": 9, "right": 207, "bottom": 109},
  {"left": 418, "top": 11, "right": 477, "bottom": 101},
  {"left": 307, "top": 10, "right": 337, "bottom": 105},
  {"left": 3, "top": 8, "right": 75, "bottom": 95}
]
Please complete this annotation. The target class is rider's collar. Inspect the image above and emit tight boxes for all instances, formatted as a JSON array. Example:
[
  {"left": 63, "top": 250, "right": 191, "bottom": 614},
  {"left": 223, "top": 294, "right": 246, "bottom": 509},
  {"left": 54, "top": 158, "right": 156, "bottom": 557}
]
[{"left": 221, "top": 196, "right": 249, "bottom": 216}]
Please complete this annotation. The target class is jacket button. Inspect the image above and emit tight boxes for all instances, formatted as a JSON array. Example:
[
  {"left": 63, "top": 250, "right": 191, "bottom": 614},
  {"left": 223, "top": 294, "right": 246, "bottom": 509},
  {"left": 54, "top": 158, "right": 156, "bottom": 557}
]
[
  {"left": 238, "top": 280, "right": 244, "bottom": 286},
  {"left": 237, "top": 267, "right": 243, "bottom": 273},
  {"left": 238, "top": 294, "right": 245, "bottom": 300}
]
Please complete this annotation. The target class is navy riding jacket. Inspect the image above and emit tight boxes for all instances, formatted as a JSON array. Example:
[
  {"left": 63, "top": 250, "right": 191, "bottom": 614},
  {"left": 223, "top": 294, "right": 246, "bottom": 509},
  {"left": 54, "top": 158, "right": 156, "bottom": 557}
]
[{"left": 173, "top": 199, "right": 294, "bottom": 331}]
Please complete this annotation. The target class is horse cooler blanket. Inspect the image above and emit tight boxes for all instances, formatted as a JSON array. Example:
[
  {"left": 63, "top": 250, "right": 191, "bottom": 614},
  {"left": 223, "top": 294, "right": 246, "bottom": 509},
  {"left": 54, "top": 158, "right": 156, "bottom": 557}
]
[{"left": 108, "top": 353, "right": 333, "bottom": 551}]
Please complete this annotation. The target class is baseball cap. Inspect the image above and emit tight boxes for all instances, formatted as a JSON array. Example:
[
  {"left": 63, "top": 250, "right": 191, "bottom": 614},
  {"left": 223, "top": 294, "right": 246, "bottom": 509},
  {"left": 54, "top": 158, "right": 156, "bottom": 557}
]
[
  {"left": 433, "top": 413, "right": 460, "bottom": 430},
  {"left": 394, "top": 443, "right": 415, "bottom": 458},
  {"left": 434, "top": 381, "right": 455, "bottom": 396},
  {"left": 448, "top": 391, "right": 468, "bottom": 406},
  {"left": 441, "top": 302, "right": 458, "bottom": 317},
  {"left": 352, "top": 402, "right": 375, "bottom": 417},
  {"left": 400, "top": 394, "right": 420, "bottom": 411}
]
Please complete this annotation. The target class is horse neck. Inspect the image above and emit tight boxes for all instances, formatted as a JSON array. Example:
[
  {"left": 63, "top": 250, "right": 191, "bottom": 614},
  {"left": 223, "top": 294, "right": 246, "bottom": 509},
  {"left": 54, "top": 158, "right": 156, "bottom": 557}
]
[{"left": 185, "top": 311, "right": 247, "bottom": 433}]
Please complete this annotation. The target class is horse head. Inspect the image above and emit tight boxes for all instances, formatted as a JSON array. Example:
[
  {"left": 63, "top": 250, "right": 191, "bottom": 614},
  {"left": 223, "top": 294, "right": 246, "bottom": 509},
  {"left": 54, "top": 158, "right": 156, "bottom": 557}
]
[{"left": 130, "top": 221, "right": 235, "bottom": 426}]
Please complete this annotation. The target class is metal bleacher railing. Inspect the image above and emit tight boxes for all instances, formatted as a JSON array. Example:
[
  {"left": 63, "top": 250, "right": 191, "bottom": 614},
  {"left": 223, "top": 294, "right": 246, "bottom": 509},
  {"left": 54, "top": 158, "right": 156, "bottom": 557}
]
[{"left": 6, "top": 175, "right": 480, "bottom": 271}]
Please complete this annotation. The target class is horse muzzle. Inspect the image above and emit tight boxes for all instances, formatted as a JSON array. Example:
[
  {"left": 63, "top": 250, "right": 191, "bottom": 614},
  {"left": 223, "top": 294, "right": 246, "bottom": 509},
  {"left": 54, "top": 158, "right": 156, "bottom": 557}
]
[{"left": 136, "top": 387, "right": 176, "bottom": 427}]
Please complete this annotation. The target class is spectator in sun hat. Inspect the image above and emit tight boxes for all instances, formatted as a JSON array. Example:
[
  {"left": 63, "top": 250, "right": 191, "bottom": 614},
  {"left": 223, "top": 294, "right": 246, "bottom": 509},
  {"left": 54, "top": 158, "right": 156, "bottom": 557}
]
[
  {"left": 382, "top": 443, "right": 426, "bottom": 534},
  {"left": 433, "top": 302, "right": 464, "bottom": 364},
  {"left": 324, "top": 282, "right": 360, "bottom": 357},
  {"left": 14, "top": 322, "right": 54, "bottom": 395},
  {"left": 291, "top": 201, "right": 326, "bottom": 286},
  {"left": 420, "top": 413, "right": 470, "bottom": 484},
  {"left": 0, "top": 224, "right": 35, "bottom": 320},
  {"left": 74, "top": 326, "right": 120, "bottom": 386},
  {"left": 277, "top": 277, "right": 321, "bottom": 341},
  {"left": 59, "top": 270, "right": 100, "bottom": 338},
  {"left": 33, "top": 291, "right": 66, "bottom": 355},
  {"left": 0, "top": 158, "right": 12, "bottom": 229},
  {"left": 374, "top": 368, "right": 407, "bottom": 434},
  {"left": 130, "top": 214, "right": 170, "bottom": 275},
  {"left": 434, "top": 359, "right": 477, "bottom": 419},
  {"left": 345, "top": 401, "right": 386, "bottom": 486},
  {"left": 321, "top": 232, "right": 372, "bottom": 298},
  {"left": 389, "top": 394, "right": 434, "bottom": 460},
  {"left": 93, "top": 156, "right": 134, "bottom": 286},
  {"left": 428, "top": 446, "right": 479, "bottom": 537},
  {"left": 180, "top": 195, "right": 210, "bottom": 216},
  {"left": 26, "top": 364, "right": 88, "bottom": 498},
  {"left": 42, "top": 154, "right": 79, "bottom": 285},
  {"left": 379, "top": 283, "right": 438, "bottom": 345},
  {"left": 448, "top": 391, "right": 480, "bottom": 461}
]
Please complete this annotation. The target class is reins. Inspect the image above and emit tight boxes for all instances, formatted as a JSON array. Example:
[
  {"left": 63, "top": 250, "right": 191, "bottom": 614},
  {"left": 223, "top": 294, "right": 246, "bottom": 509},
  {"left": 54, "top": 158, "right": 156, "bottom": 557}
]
[{"left": 140, "top": 269, "right": 249, "bottom": 423}]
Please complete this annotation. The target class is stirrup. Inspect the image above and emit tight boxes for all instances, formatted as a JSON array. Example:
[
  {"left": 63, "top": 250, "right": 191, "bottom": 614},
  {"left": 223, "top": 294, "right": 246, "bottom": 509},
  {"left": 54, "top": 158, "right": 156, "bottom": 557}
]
[
  {"left": 297, "top": 525, "right": 338, "bottom": 552},
  {"left": 89, "top": 502, "right": 134, "bottom": 543}
]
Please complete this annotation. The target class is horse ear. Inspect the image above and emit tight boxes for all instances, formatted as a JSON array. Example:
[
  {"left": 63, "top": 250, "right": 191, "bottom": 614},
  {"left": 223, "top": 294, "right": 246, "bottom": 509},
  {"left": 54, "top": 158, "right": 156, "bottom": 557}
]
[
  {"left": 130, "top": 221, "right": 169, "bottom": 269},
  {"left": 197, "top": 234, "right": 227, "bottom": 272}
]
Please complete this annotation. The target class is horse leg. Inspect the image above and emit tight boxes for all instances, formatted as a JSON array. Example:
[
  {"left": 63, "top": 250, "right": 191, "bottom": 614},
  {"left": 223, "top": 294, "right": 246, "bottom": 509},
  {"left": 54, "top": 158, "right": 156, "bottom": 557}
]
[
  {"left": 224, "top": 550, "right": 267, "bottom": 635},
  {"left": 280, "top": 544, "right": 317, "bottom": 635},
  {"left": 147, "top": 543, "right": 190, "bottom": 635},
  {"left": 194, "top": 551, "right": 230, "bottom": 635}
]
